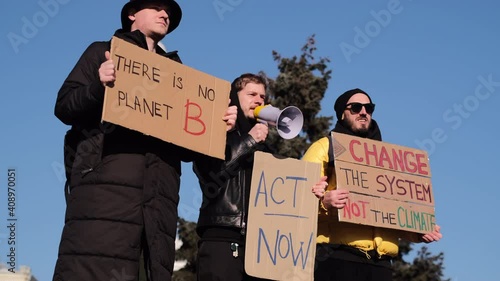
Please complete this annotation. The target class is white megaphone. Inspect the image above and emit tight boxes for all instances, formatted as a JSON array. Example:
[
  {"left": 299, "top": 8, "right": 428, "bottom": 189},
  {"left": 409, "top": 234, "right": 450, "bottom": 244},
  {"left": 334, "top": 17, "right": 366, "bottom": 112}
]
[{"left": 254, "top": 105, "right": 304, "bottom": 139}]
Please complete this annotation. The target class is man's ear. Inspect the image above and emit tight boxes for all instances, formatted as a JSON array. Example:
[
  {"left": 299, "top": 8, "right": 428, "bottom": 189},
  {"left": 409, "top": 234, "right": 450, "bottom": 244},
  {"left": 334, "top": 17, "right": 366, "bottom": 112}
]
[
  {"left": 341, "top": 113, "right": 345, "bottom": 120},
  {"left": 128, "top": 9, "right": 137, "bottom": 22}
]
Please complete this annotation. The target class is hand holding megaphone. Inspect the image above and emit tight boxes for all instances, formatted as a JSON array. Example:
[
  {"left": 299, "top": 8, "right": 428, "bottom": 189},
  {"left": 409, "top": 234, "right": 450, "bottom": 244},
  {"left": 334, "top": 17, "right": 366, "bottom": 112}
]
[
  {"left": 248, "top": 122, "right": 269, "bottom": 143},
  {"left": 253, "top": 105, "right": 304, "bottom": 139}
]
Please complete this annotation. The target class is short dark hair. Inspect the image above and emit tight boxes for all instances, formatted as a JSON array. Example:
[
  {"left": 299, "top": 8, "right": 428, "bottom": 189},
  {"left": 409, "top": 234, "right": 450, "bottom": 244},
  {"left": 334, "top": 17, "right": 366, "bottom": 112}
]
[{"left": 231, "top": 73, "right": 267, "bottom": 94}]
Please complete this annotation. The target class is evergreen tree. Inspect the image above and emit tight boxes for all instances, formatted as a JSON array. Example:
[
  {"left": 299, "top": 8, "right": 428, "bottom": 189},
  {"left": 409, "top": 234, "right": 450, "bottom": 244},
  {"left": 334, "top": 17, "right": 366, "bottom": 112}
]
[
  {"left": 393, "top": 240, "right": 450, "bottom": 281},
  {"left": 261, "top": 34, "right": 333, "bottom": 158},
  {"left": 172, "top": 217, "right": 199, "bottom": 281}
]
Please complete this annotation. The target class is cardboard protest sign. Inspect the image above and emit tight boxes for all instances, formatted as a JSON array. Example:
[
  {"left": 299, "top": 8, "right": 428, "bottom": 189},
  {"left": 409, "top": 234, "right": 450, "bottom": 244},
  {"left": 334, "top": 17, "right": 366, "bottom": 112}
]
[
  {"left": 102, "top": 37, "right": 230, "bottom": 159},
  {"left": 245, "top": 152, "right": 321, "bottom": 281},
  {"left": 333, "top": 132, "right": 436, "bottom": 234}
]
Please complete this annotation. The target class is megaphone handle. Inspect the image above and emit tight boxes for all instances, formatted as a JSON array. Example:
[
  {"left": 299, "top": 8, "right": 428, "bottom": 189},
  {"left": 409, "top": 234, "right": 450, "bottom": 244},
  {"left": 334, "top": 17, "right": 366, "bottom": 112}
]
[{"left": 257, "top": 119, "right": 268, "bottom": 126}]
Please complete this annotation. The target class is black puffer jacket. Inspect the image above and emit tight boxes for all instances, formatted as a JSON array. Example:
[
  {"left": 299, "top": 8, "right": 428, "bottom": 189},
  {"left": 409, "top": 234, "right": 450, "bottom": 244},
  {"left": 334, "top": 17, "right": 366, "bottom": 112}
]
[{"left": 53, "top": 29, "right": 192, "bottom": 281}]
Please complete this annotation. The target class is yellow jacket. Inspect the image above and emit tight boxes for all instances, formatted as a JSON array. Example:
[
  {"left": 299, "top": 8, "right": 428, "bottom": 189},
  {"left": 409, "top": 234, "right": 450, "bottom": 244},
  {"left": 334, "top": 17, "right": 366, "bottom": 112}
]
[{"left": 303, "top": 137, "right": 419, "bottom": 257}]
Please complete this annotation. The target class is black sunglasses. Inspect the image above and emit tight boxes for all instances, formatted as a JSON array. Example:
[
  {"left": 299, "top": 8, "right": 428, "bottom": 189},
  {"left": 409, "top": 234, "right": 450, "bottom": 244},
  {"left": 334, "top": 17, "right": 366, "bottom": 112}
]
[{"left": 345, "top": 102, "right": 375, "bottom": 114}]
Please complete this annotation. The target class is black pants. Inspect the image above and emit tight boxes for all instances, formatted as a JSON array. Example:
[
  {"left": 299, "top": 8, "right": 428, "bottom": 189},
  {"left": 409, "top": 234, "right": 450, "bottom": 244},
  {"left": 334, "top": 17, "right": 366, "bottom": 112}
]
[
  {"left": 197, "top": 240, "right": 273, "bottom": 281},
  {"left": 314, "top": 244, "right": 393, "bottom": 281}
]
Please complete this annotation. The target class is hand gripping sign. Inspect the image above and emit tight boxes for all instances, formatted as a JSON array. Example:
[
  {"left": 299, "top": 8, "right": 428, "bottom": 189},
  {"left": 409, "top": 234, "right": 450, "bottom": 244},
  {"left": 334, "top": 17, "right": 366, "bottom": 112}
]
[
  {"left": 102, "top": 37, "right": 230, "bottom": 159},
  {"left": 245, "top": 152, "right": 321, "bottom": 281},
  {"left": 332, "top": 132, "right": 437, "bottom": 234}
]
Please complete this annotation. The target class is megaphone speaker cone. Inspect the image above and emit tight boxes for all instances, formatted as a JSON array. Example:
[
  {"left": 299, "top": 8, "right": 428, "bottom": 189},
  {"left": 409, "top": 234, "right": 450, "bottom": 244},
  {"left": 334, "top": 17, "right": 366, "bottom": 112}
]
[
  {"left": 253, "top": 104, "right": 304, "bottom": 139},
  {"left": 277, "top": 106, "right": 303, "bottom": 139}
]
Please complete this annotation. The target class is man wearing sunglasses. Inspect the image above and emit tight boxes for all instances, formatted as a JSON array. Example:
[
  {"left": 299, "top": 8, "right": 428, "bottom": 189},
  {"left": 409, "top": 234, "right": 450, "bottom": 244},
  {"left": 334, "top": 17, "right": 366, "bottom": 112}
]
[{"left": 302, "top": 89, "right": 442, "bottom": 281}]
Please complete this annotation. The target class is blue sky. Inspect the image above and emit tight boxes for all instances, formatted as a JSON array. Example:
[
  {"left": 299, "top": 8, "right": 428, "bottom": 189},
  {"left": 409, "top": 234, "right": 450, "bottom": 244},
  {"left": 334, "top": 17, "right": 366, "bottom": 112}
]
[{"left": 1, "top": 1, "right": 499, "bottom": 280}]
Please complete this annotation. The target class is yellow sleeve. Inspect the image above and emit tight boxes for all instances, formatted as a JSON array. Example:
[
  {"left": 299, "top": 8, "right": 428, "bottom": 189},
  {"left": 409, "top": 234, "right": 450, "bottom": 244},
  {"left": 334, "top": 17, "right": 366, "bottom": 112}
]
[{"left": 302, "top": 137, "right": 330, "bottom": 178}]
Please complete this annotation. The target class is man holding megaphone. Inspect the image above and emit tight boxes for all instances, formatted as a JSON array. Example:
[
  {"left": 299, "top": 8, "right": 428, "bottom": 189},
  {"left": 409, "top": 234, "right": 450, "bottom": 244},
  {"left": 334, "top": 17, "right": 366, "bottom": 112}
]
[{"left": 193, "top": 73, "right": 276, "bottom": 281}]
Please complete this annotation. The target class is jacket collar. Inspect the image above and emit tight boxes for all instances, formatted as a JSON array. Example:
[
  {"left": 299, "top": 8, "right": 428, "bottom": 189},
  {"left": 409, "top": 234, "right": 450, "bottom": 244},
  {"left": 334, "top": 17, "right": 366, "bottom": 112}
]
[{"left": 112, "top": 29, "right": 181, "bottom": 63}]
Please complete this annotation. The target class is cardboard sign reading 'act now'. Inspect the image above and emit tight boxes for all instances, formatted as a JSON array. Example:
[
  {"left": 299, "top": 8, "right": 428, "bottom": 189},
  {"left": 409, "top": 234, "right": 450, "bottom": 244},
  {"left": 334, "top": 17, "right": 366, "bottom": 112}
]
[
  {"left": 333, "top": 132, "right": 437, "bottom": 234},
  {"left": 102, "top": 37, "right": 230, "bottom": 159},
  {"left": 245, "top": 152, "right": 321, "bottom": 281}
]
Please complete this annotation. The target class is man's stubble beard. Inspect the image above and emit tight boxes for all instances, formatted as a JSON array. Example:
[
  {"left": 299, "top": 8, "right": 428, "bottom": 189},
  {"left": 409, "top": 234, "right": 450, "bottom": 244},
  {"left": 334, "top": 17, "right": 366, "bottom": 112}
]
[{"left": 344, "top": 117, "right": 371, "bottom": 137}]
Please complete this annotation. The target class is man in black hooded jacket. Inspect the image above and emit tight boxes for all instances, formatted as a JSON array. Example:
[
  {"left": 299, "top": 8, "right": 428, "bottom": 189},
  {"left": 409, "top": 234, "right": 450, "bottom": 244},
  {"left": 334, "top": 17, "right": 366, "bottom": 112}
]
[
  {"left": 193, "top": 73, "right": 273, "bottom": 281},
  {"left": 52, "top": 1, "right": 236, "bottom": 280}
]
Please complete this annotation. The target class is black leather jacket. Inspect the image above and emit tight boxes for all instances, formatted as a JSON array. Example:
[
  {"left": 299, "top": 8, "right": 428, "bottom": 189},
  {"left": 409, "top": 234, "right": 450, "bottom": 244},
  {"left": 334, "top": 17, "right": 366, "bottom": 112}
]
[{"left": 194, "top": 128, "right": 268, "bottom": 235}]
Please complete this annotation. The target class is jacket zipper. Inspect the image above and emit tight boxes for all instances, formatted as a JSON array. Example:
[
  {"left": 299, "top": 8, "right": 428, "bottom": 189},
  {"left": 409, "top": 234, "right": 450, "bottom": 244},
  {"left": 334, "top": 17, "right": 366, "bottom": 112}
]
[
  {"left": 240, "top": 170, "right": 246, "bottom": 235},
  {"left": 81, "top": 167, "right": 94, "bottom": 176}
]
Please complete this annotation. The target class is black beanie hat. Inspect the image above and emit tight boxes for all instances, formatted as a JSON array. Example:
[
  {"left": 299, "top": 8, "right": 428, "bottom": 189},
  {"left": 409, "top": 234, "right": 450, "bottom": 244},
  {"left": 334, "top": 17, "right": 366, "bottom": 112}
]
[{"left": 334, "top": 88, "right": 372, "bottom": 121}]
